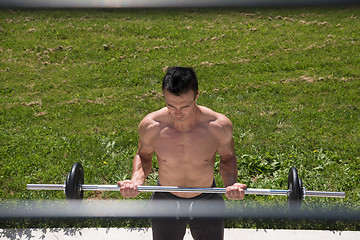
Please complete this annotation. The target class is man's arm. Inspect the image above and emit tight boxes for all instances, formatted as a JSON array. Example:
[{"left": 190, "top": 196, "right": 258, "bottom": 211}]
[
  {"left": 215, "top": 115, "right": 247, "bottom": 200},
  {"left": 118, "top": 117, "right": 156, "bottom": 198},
  {"left": 130, "top": 152, "right": 152, "bottom": 186}
]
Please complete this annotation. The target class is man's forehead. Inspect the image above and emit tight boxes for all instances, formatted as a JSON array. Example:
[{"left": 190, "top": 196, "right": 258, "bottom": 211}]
[{"left": 163, "top": 89, "right": 197, "bottom": 99}]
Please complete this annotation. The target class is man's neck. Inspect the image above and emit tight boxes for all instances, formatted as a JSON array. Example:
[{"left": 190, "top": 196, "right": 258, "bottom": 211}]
[{"left": 171, "top": 105, "right": 200, "bottom": 132}]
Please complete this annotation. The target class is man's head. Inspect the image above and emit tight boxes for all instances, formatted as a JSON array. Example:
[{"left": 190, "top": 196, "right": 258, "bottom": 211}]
[
  {"left": 162, "top": 67, "right": 198, "bottom": 98},
  {"left": 162, "top": 67, "right": 199, "bottom": 121}
]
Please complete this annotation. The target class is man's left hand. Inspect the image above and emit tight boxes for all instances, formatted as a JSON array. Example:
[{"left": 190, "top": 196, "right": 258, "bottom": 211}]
[{"left": 225, "top": 183, "right": 247, "bottom": 200}]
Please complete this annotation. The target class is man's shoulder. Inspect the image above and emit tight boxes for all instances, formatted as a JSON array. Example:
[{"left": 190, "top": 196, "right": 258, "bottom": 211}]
[
  {"left": 199, "top": 106, "right": 233, "bottom": 128},
  {"left": 198, "top": 106, "right": 233, "bottom": 139},
  {"left": 139, "top": 108, "right": 167, "bottom": 132}
]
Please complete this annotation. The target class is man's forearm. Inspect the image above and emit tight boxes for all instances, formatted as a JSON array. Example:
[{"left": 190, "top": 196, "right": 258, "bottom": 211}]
[
  {"left": 131, "top": 154, "right": 152, "bottom": 185},
  {"left": 219, "top": 157, "right": 238, "bottom": 187}
]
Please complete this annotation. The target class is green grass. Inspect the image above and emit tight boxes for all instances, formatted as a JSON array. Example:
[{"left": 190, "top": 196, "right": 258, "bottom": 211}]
[{"left": 0, "top": 7, "right": 359, "bottom": 229}]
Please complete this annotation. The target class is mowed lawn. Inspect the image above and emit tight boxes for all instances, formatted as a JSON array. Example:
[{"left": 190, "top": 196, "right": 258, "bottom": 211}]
[{"left": 0, "top": 7, "right": 359, "bottom": 229}]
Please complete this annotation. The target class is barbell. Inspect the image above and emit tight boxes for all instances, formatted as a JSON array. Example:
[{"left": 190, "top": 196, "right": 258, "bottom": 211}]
[{"left": 27, "top": 162, "right": 345, "bottom": 211}]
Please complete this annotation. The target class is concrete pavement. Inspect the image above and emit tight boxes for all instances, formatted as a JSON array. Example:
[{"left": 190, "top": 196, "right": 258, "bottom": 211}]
[{"left": 1, "top": 228, "right": 359, "bottom": 240}]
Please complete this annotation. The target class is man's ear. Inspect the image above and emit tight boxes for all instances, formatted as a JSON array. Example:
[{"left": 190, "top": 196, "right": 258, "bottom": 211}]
[{"left": 194, "top": 92, "right": 200, "bottom": 101}]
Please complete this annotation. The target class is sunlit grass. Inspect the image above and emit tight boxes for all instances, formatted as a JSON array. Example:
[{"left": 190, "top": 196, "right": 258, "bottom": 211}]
[{"left": 0, "top": 7, "right": 359, "bottom": 229}]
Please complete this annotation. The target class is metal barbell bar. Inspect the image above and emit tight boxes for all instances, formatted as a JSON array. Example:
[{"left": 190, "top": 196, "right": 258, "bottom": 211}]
[
  {"left": 26, "top": 162, "right": 345, "bottom": 212},
  {"left": 27, "top": 184, "right": 344, "bottom": 198}
]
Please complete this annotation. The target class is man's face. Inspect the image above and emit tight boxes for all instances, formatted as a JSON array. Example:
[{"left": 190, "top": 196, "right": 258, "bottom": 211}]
[{"left": 164, "top": 90, "right": 199, "bottom": 121}]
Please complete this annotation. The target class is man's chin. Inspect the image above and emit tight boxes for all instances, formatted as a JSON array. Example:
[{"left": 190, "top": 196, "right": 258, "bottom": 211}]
[{"left": 174, "top": 116, "right": 185, "bottom": 121}]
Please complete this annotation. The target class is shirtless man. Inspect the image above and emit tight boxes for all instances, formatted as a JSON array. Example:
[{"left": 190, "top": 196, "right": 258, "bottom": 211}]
[{"left": 118, "top": 67, "right": 247, "bottom": 240}]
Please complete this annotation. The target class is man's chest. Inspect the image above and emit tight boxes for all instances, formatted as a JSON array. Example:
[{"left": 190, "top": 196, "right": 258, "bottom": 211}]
[{"left": 153, "top": 126, "right": 218, "bottom": 162}]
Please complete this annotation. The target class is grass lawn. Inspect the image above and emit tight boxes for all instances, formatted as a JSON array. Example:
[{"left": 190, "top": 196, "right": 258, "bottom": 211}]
[{"left": 0, "top": 6, "right": 359, "bottom": 229}]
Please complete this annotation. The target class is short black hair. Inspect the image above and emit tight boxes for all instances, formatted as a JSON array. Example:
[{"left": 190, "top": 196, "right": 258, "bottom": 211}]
[{"left": 162, "top": 67, "right": 198, "bottom": 96}]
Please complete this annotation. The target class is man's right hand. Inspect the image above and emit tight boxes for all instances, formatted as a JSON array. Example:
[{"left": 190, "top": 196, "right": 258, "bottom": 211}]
[{"left": 117, "top": 180, "right": 140, "bottom": 198}]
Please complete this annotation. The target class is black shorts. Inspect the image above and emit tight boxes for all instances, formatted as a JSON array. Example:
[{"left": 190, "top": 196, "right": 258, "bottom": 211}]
[{"left": 151, "top": 181, "right": 225, "bottom": 240}]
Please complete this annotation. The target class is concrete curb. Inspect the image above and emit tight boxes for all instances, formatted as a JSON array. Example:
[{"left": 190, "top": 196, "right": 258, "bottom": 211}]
[{"left": 1, "top": 228, "right": 359, "bottom": 240}]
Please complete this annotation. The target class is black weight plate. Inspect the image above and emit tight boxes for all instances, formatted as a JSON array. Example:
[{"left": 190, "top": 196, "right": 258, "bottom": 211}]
[
  {"left": 287, "top": 167, "right": 303, "bottom": 211},
  {"left": 65, "top": 162, "right": 84, "bottom": 199}
]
